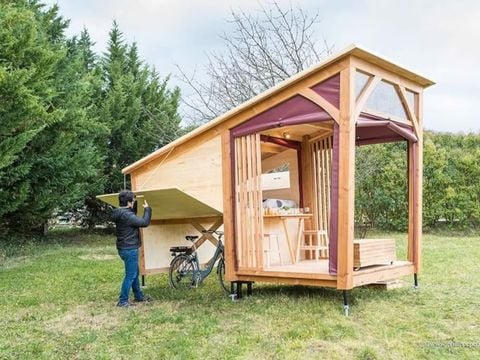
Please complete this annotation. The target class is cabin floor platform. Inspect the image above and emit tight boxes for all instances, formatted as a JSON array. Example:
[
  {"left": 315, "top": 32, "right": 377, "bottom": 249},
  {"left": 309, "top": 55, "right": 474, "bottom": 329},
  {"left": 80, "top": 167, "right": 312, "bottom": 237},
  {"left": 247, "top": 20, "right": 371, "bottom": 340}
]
[
  {"left": 353, "top": 260, "right": 414, "bottom": 287},
  {"left": 234, "top": 260, "right": 414, "bottom": 288},
  {"left": 265, "top": 259, "right": 330, "bottom": 274}
]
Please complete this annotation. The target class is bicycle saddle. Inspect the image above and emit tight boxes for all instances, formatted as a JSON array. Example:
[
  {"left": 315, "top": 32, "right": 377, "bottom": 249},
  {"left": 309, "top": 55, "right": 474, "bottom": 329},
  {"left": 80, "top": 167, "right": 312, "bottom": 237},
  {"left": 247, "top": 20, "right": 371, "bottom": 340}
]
[
  {"left": 185, "top": 235, "right": 199, "bottom": 242},
  {"left": 169, "top": 246, "right": 192, "bottom": 254}
]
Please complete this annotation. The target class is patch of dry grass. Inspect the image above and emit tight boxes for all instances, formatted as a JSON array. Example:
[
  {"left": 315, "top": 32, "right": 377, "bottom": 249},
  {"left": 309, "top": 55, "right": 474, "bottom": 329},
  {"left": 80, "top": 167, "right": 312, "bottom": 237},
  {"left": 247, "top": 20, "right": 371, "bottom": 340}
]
[{"left": 46, "top": 304, "right": 120, "bottom": 335}]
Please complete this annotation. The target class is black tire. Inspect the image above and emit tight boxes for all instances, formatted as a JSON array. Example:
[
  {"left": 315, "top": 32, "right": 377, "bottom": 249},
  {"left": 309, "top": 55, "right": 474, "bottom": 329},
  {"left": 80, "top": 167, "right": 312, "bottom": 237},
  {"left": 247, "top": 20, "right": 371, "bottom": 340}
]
[
  {"left": 169, "top": 254, "right": 198, "bottom": 290},
  {"left": 217, "top": 257, "right": 229, "bottom": 294}
]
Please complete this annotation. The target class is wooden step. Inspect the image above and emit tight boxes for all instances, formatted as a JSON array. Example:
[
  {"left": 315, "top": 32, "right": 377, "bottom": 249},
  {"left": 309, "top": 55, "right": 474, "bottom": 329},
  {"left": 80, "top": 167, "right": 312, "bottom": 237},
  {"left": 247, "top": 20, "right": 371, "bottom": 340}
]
[{"left": 367, "top": 279, "right": 405, "bottom": 290}]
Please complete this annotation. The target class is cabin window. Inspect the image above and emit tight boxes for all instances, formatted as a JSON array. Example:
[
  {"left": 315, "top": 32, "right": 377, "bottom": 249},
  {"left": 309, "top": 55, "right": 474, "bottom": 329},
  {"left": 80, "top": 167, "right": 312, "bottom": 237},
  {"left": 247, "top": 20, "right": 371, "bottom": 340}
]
[
  {"left": 405, "top": 89, "right": 417, "bottom": 116},
  {"left": 355, "top": 70, "right": 371, "bottom": 99},
  {"left": 364, "top": 80, "right": 408, "bottom": 119}
]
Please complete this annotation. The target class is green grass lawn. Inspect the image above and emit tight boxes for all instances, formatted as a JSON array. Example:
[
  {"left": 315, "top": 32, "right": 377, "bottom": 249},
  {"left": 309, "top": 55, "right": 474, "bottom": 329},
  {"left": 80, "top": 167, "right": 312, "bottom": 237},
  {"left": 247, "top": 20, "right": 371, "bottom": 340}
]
[{"left": 0, "top": 230, "right": 479, "bottom": 360}]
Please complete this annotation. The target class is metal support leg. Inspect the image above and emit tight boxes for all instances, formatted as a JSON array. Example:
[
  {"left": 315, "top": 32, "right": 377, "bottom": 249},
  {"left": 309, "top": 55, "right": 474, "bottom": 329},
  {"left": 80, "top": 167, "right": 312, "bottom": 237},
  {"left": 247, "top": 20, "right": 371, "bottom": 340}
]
[
  {"left": 229, "top": 282, "right": 237, "bottom": 301},
  {"left": 236, "top": 282, "right": 243, "bottom": 299},
  {"left": 343, "top": 290, "right": 350, "bottom": 316},
  {"left": 141, "top": 275, "right": 145, "bottom": 287},
  {"left": 246, "top": 282, "right": 253, "bottom": 296},
  {"left": 414, "top": 273, "right": 419, "bottom": 289},
  {"left": 229, "top": 282, "right": 251, "bottom": 301}
]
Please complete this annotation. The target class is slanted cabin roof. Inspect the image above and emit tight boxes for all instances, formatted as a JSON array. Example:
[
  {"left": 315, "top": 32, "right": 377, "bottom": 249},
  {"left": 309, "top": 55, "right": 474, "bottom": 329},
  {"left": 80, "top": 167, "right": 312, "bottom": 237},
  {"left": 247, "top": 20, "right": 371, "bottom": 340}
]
[{"left": 122, "top": 44, "right": 434, "bottom": 175}]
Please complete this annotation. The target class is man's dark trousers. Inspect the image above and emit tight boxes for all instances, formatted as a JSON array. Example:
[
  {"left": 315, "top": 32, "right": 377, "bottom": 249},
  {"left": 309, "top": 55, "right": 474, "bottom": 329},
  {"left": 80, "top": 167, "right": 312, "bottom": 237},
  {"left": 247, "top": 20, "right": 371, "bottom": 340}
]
[{"left": 118, "top": 248, "right": 144, "bottom": 303}]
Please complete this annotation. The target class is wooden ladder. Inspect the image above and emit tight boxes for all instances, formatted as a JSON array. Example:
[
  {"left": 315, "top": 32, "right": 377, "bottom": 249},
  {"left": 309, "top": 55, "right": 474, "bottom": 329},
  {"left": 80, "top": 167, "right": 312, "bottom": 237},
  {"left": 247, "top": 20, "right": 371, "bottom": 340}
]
[{"left": 297, "top": 230, "right": 329, "bottom": 261}]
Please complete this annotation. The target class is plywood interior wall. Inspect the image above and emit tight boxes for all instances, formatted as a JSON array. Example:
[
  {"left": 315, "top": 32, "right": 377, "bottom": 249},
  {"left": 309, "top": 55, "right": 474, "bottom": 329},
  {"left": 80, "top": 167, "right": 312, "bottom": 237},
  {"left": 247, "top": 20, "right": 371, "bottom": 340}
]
[
  {"left": 133, "top": 135, "right": 223, "bottom": 211},
  {"left": 263, "top": 217, "right": 304, "bottom": 266},
  {"left": 261, "top": 149, "right": 299, "bottom": 205}
]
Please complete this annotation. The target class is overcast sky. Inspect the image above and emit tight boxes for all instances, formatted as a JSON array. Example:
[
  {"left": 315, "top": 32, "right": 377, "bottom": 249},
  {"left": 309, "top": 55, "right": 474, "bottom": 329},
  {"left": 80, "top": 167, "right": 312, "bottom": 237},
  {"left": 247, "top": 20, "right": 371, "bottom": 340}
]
[{"left": 44, "top": 0, "right": 480, "bottom": 133}]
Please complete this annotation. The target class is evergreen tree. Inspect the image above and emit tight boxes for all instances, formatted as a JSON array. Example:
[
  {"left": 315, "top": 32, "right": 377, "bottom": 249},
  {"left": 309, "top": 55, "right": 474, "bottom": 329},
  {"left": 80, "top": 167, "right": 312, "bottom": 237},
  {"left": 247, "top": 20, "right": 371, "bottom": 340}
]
[
  {"left": 76, "top": 28, "right": 97, "bottom": 71},
  {"left": 0, "top": 1, "right": 64, "bottom": 231},
  {"left": 0, "top": 1, "right": 105, "bottom": 233},
  {"left": 83, "top": 22, "right": 181, "bottom": 227}
]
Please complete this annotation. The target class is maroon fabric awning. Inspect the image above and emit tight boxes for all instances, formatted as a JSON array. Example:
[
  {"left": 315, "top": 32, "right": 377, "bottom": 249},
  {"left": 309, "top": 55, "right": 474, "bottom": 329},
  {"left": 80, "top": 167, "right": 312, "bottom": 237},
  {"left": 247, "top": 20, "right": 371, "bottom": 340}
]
[
  {"left": 231, "top": 95, "right": 329, "bottom": 137},
  {"left": 356, "top": 113, "right": 417, "bottom": 145},
  {"left": 232, "top": 74, "right": 341, "bottom": 137},
  {"left": 311, "top": 74, "right": 340, "bottom": 108},
  {"left": 329, "top": 123, "right": 339, "bottom": 274}
]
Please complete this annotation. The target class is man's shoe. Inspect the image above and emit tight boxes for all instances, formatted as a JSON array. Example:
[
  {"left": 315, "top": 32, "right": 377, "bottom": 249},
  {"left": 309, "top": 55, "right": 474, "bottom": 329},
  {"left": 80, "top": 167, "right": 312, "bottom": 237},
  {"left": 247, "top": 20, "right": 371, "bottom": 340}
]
[
  {"left": 117, "top": 301, "right": 136, "bottom": 308},
  {"left": 134, "top": 295, "right": 153, "bottom": 303}
]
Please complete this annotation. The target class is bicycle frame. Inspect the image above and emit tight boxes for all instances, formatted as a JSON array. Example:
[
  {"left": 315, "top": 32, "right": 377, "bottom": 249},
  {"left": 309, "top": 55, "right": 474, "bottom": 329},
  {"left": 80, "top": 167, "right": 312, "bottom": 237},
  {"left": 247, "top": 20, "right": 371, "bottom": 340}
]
[
  {"left": 190, "top": 238, "right": 224, "bottom": 285},
  {"left": 169, "top": 230, "right": 228, "bottom": 292}
]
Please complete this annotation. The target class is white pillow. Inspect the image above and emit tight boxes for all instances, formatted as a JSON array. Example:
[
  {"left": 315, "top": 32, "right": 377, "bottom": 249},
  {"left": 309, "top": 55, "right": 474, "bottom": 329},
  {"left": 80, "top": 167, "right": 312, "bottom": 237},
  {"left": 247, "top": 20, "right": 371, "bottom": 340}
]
[{"left": 263, "top": 198, "right": 297, "bottom": 209}]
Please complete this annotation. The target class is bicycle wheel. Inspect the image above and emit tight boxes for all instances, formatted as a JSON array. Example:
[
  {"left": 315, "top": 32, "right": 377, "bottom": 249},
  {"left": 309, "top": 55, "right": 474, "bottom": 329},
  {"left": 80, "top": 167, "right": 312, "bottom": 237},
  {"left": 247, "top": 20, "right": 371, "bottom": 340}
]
[
  {"left": 217, "top": 257, "right": 230, "bottom": 294},
  {"left": 169, "top": 254, "right": 198, "bottom": 290}
]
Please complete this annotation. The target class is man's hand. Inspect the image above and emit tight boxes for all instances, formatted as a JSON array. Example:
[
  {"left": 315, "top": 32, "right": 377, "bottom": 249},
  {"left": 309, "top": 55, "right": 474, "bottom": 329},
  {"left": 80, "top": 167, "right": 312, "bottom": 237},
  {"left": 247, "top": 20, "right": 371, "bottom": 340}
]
[{"left": 143, "top": 200, "right": 149, "bottom": 208}]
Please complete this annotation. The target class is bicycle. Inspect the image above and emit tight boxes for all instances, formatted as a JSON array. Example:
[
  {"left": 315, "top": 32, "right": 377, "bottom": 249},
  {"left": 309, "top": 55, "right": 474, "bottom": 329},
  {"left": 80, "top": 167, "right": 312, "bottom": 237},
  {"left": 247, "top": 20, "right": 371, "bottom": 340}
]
[{"left": 168, "top": 230, "right": 229, "bottom": 293}]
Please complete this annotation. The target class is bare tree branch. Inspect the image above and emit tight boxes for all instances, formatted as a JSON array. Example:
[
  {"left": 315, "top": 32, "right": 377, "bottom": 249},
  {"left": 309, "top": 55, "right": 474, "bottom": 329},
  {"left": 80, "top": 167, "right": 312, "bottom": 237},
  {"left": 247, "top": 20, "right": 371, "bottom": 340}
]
[{"left": 177, "top": 1, "right": 333, "bottom": 125}]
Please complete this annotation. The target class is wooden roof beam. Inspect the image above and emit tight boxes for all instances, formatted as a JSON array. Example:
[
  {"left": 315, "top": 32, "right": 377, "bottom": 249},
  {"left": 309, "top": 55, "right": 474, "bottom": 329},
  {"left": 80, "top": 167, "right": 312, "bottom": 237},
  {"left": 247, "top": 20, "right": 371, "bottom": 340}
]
[
  {"left": 354, "top": 75, "right": 381, "bottom": 121},
  {"left": 298, "top": 88, "right": 340, "bottom": 124},
  {"left": 397, "top": 85, "right": 420, "bottom": 138},
  {"left": 260, "top": 142, "right": 286, "bottom": 154}
]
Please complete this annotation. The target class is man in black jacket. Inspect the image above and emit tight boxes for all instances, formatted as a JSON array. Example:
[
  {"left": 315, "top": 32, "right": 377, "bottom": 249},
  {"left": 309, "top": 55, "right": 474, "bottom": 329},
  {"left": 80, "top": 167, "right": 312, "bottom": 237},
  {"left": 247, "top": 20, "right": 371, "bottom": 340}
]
[{"left": 112, "top": 190, "right": 152, "bottom": 307}]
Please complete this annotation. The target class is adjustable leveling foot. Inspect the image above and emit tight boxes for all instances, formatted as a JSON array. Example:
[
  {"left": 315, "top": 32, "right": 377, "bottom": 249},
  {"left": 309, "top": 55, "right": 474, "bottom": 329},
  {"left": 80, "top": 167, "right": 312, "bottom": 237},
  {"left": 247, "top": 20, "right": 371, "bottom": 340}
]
[
  {"left": 229, "top": 281, "right": 254, "bottom": 301},
  {"left": 229, "top": 282, "right": 237, "bottom": 301},
  {"left": 343, "top": 290, "right": 350, "bottom": 316},
  {"left": 413, "top": 273, "right": 419, "bottom": 289}
]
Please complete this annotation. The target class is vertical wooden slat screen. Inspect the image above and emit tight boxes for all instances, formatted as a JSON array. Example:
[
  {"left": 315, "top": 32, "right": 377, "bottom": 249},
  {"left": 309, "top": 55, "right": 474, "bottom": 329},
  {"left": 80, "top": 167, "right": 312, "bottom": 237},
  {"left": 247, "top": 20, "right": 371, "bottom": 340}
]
[
  {"left": 310, "top": 135, "right": 333, "bottom": 258},
  {"left": 234, "top": 134, "right": 264, "bottom": 270}
]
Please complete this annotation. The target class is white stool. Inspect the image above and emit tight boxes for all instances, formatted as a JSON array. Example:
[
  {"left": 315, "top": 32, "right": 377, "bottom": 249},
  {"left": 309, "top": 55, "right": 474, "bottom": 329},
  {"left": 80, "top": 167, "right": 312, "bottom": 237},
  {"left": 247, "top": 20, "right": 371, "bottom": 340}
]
[{"left": 263, "top": 233, "right": 282, "bottom": 267}]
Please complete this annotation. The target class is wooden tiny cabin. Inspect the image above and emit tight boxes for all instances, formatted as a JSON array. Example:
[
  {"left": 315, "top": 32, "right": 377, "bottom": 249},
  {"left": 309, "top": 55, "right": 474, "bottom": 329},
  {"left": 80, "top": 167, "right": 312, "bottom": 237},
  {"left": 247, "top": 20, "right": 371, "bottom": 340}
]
[{"left": 98, "top": 45, "right": 434, "bottom": 291}]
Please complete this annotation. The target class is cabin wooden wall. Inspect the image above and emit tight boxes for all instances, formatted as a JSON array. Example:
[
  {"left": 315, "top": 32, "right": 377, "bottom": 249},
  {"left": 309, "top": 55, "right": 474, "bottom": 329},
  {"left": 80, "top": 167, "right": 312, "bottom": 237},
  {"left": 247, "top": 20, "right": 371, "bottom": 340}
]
[
  {"left": 130, "top": 134, "right": 223, "bottom": 274},
  {"left": 132, "top": 135, "right": 223, "bottom": 211}
]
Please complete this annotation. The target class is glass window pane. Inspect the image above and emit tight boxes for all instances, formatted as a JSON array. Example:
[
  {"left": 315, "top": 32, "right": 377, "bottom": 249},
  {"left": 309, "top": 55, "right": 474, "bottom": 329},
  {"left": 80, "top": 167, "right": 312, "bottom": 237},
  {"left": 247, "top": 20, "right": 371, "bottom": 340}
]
[
  {"left": 364, "top": 80, "right": 407, "bottom": 119},
  {"left": 355, "top": 71, "right": 370, "bottom": 99},
  {"left": 406, "top": 90, "right": 416, "bottom": 115}
]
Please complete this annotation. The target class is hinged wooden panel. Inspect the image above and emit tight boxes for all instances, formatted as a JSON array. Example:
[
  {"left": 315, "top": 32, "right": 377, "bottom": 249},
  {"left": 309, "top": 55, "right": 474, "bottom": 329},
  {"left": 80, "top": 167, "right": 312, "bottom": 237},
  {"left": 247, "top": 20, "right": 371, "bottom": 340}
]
[
  {"left": 234, "top": 134, "right": 264, "bottom": 270},
  {"left": 311, "top": 136, "right": 333, "bottom": 259}
]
